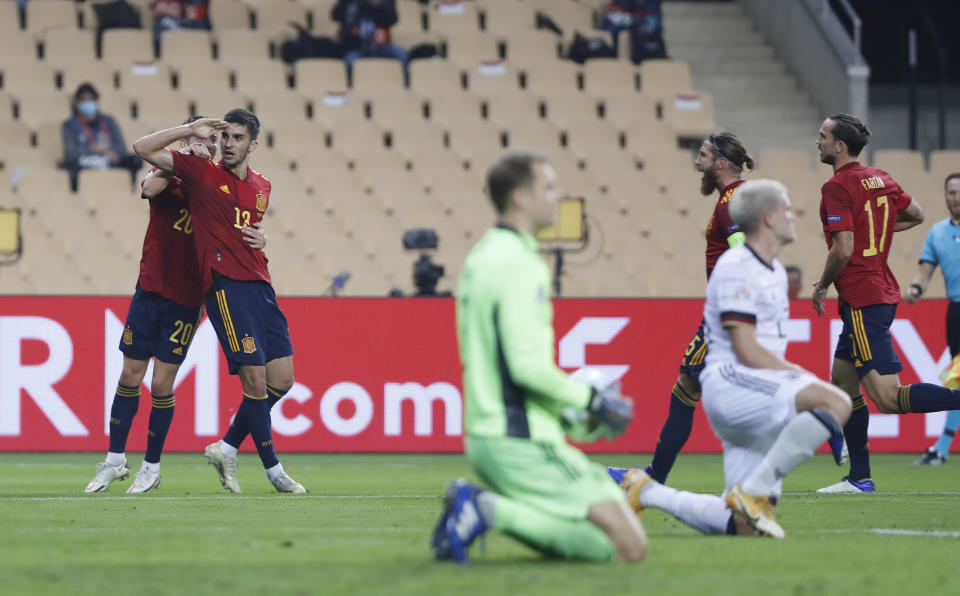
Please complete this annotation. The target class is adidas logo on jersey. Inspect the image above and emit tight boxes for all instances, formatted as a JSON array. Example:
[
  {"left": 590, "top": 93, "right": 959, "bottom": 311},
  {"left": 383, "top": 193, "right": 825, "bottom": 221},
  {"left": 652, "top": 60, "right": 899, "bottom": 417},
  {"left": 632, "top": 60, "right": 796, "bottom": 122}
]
[{"left": 172, "top": 347, "right": 183, "bottom": 355}]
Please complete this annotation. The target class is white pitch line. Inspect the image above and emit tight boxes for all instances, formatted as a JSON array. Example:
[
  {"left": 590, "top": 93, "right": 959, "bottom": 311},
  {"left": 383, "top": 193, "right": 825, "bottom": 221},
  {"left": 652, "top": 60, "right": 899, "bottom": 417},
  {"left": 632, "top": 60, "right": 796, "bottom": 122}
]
[
  {"left": 867, "top": 528, "right": 960, "bottom": 538},
  {"left": 0, "top": 494, "right": 437, "bottom": 502}
]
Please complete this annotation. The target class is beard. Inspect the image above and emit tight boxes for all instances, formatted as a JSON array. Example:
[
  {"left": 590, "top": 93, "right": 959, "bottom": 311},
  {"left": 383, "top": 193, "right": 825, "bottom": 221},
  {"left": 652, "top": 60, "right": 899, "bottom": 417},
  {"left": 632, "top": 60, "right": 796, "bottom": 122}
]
[
  {"left": 819, "top": 151, "right": 835, "bottom": 165},
  {"left": 699, "top": 169, "right": 719, "bottom": 196}
]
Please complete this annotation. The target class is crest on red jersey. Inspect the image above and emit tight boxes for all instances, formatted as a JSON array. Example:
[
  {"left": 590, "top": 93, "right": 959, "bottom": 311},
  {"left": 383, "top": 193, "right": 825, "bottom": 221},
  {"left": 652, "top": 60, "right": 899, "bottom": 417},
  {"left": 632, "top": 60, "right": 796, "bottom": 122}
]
[{"left": 255, "top": 192, "right": 266, "bottom": 212}]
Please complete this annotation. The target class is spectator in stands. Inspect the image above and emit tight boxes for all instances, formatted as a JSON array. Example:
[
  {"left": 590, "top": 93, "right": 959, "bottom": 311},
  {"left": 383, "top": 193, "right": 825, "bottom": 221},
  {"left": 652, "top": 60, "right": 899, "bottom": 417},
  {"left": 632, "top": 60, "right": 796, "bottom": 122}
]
[
  {"left": 61, "top": 83, "right": 142, "bottom": 190},
  {"left": 600, "top": 0, "right": 666, "bottom": 63},
  {"left": 331, "top": 0, "right": 409, "bottom": 71},
  {"left": 786, "top": 265, "right": 803, "bottom": 298},
  {"left": 153, "top": 0, "right": 211, "bottom": 40}
]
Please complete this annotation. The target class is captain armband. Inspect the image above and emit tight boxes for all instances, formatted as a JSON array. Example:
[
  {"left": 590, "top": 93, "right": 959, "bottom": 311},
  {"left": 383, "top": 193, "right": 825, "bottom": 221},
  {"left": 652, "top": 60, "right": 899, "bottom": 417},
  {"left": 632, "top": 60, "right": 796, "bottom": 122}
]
[{"left": 727, "top": 231, "right": 746, "bottom": 247}]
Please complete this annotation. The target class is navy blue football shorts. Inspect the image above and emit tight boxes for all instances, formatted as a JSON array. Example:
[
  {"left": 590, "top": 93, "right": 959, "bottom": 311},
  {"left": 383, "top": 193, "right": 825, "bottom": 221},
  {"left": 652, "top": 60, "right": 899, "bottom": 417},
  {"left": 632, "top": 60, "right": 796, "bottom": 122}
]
[
  {"left": 834, "top": 302, "right": 903, "bottom": 379},
  {"left": 205, "top": 274, "right": 294, "bottom": 375},
  {"left": 678, "top": 322, "right": 708, "bottom": 383},
  {"left": 119, "top": 284, "right": 204, "bottom": 365}
]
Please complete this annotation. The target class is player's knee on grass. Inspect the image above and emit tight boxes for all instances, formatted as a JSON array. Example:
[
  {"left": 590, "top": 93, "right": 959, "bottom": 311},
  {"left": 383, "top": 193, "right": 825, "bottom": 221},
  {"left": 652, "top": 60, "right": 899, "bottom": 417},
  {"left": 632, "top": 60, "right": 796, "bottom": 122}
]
[
  {"left": 588, "top": 501, "right": 647, "bottom": 563},
  {"left": 119, "top": 357, "right": 148, "bottom": 387},
  {"left": 677, "top": 372, "right": 702, "bottom": 400}
]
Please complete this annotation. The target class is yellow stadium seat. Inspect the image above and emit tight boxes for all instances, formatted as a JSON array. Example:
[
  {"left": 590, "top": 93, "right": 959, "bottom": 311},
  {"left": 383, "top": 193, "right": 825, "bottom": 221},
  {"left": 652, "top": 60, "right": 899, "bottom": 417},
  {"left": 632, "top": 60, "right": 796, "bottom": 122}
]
[
  {"left": 661, "top": 92, "right": 716, "bottom": 140},
  {"left": 0, "top": 121, "right": 31, "bottom": 152},
  {"left": 77, "top": 168, "right": 135, "bottom": 200},
  {"left": 32, "top": 120, "right": 67, "bottom": 154},
  {"left": 622, "top": 118, "right": 676, "bottom": 155},
  {"left": 466, "top": 61, "right": 519, "bottom": 95},
  {"left": 367, "top": 89, "right": 425, "bottom": 127},
  {"left": 871, "top": 149, "right": 925, "bottom": 183},
  {"left": 13, "top": 91, "right": 70, "bottom": 129},
  {"left": 328, "top": 120, "right": 386, "bottom": 160},
  {"left": 506, "top": 120, "right": 562, "bottom": 151},
  {"left": 134, "top": 90, "right": 192, "bottom": 127},
  {"left": 160, "top": 29, "right": 215, "bottom": 64},
  {"left": 233, "top": 59, "right": 290, "bottom": 95},
  {"left": 14, "top": 168, "right": 72, "bottom": 199},
  {"left": 426, "top": 90, "right": 483, "bottom": 125},
  {"left": 526, "top": 0, "right": 592, "bottom": 34},
  {"left": 409, "top": 59, "right": 464, "bottom": 95},
  {"left": 564, "top": 119, "right": 623, "bottom": 157},
  {"left": 429, "top": 1, "right": 480, "bottom": 35},
  {"left": 101, "top": 29, "right": 155, "bottom": 68},
  {"left": 61, "top": 62, "right": 118, "bottom": 97},
  {"left": 502, "top": 30, "right": 560, "bottom": 68},
  {"left": 0, "top": 2, "right": 21, "bottom": 34},
  {"left": 447, "top": 121, "right": 504, "bottom": 159},
  {"left": 639, "top": 59, "right": 693, "bottom": 96},
  {"left": 2, "top": 62, "right": 58, "bottom": 95},
  {"left": 249, "top": 91, "right": 312, "bottom": 127},
  {"left": 481, "top": 0, "right": 537, "bottom": 34},
  {"left": 0, "top": 32, "right": 39, "bottom": 66},
  {"left": 189, "top": 90, "right": 249, "bottom": 119},
  {"left": 26, "top": 0, "right": 79, "bottom": 34},
  {"left": 482, "top": 89, "right": 541, "bottom": 126},
  {"left": 756, "top": 149, "right": 816, "bottom": 174},
  {"left": 215, "top": 30, "right": 271, "bottom": 65},
  {"left": 310, "top": 91, "right": 366, "bottom": 127},
  {"left": 522, "top": 60, "right": 579, "bottom": 95},
  {"left": 210, "top": 0, "right": 252, "bottom": 30},
  {"left": 174, "top": 61, "right": 231, "bottom": 92},
  {"left": 254, "top": 0, "right": 310, "bottom": 36},
  {"left": 43, "top": 29, "right": 97, "bottom": 68},
  {"left": 443, "top": 32, "right": 500, "bottom": 69},
  {"left": 295, "top": 58, "right": 349, "bottom": 95},
  {"left": 929, "top": 151, "right": 960, "bottom": 182},
  {"left": 583, "top": 58, "right": 639, "bottom": 95},
  {"left": 117, "top": 66, "right": 174, "bottom": 97},
  {"left": 351, "top": 58, "right": 406, "bottom": 96},
  {"left": 395, "top": 0, "right": 425, "bottom": 34},
  {"left": 543, "top": 92, "right": 600, "bottom": 127}
]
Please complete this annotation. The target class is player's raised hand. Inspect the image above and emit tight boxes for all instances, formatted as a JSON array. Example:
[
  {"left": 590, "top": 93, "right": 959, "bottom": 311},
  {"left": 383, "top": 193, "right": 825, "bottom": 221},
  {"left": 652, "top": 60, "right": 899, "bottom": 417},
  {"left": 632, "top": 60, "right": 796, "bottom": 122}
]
[
  {"left": 242, "top": 222, "right": 267, "bottom": 250},
  {"left": 570, "top": 367, "right": 633, "bottom": 437},
  {"left": 188, "top": 118, "right": 227, "bottom": 139},
  {"left": 187, "top": 142, "right": 211, "bottom": 159}
]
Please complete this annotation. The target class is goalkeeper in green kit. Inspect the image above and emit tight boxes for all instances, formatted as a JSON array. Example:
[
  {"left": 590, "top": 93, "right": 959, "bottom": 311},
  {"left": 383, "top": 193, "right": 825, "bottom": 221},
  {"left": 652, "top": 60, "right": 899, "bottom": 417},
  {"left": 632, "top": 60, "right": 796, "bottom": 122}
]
[{"left": 430, "top": 152, "right": 647, "bottom": 564}]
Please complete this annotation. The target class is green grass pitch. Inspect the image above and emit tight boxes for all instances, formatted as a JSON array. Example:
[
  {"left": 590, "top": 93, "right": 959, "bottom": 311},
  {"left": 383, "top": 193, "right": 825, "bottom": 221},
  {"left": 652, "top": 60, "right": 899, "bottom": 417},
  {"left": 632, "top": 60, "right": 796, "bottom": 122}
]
[{"left": 1, "top": 453, "right": 957, "bottom": 595}]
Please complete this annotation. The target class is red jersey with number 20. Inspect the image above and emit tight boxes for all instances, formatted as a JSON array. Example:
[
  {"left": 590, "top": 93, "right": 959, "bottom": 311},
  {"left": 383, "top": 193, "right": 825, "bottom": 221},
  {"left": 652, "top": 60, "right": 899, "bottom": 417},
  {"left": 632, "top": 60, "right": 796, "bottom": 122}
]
[
  {"left": 819, "top": 161, "right": 910, "bottom": 308},
  {"left": 704, "top": 179, "right": 745, "bottom": 280},
  {"left": 137, "top": 168, "right": 204, "bottom": 307},
  {"left": 171, "top": 151, "right": 271, "bottom": 294}
]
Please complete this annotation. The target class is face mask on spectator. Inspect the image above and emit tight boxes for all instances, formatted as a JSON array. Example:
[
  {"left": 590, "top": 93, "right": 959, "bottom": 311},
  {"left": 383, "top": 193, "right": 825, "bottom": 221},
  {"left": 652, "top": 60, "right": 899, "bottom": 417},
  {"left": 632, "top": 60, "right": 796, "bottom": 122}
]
[{"left": 77, "top": 100, "right": 98, "bottom": 118}]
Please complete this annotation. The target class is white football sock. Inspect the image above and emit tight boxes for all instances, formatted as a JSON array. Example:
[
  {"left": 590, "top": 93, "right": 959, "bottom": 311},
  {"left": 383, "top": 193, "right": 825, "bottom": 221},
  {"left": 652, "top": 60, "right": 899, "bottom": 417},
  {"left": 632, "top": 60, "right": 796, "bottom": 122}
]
[
  {"left": 741, "top": 411, "right": 831, "bottom": 496},
  {"left": 141, "top": 460, "right": 159, "bottom": 474},
  {"left": 105, "top": 451, "right": 126, "bottom": 466},
  {"left": 641, "top": 482, "right": 731, "bottom": 535},
  {"left": 475, "top": 490, "right": 498, "bottom": 526},
  {"left": 265, "top": 463, "right": 284, "bottom": 481},
  {"left": 219, "top": 441, "right": 239, "bottom": 458}
]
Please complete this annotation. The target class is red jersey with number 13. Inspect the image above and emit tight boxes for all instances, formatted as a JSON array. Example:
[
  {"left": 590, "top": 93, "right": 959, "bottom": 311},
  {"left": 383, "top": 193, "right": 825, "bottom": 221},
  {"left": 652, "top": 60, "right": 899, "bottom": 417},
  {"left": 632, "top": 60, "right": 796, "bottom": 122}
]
[
  {"left": 171, "top": 151, "right": 271, "bottom": 294},
  {"left": 137, "top": 168, "right": 204, "bottom": 307},
  {"left": 819, "top": 161, "right": 911, "bottom": 308},
  {"left": 704, "top": 179, "right": 745, "bottom": 279}
]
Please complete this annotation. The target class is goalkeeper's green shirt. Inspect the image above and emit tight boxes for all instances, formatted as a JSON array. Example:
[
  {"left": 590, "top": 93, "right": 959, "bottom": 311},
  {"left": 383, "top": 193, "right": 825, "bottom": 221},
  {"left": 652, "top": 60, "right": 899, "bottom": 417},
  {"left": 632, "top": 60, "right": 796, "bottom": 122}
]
[{"left": 457, "top": 225, "right": 592, "bottom": 443}]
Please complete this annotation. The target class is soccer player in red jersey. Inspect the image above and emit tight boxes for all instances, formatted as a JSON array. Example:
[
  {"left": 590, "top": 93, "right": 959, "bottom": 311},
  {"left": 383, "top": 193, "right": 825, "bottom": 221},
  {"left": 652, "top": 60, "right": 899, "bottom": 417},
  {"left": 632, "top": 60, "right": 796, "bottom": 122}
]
[
  {"left": 611, "top": 133, "right": 754, "bottom": 485},
  {"left": 812, "top": 113, "right": 960, "bottom": 493},
  {"left": 133, "top": 110, "right": 305, "bottom": 494},
  {"left": 85, "top": 117, "right": 267, "bottom": 494}
]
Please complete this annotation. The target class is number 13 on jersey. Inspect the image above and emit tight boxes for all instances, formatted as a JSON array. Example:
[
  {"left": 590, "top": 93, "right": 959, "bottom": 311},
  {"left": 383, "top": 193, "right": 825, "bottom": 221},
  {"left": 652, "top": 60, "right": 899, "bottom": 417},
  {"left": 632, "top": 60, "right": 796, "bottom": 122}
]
[{"left": 234, "top": 207, "right": 252, "bottom": 230}]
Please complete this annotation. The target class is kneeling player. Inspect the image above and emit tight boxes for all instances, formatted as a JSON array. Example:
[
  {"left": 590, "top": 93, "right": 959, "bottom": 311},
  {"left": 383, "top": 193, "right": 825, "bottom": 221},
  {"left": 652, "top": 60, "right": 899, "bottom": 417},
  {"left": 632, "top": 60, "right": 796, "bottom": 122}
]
[{"left": 613, "top": 180, "right": 851, "bottom": 537}]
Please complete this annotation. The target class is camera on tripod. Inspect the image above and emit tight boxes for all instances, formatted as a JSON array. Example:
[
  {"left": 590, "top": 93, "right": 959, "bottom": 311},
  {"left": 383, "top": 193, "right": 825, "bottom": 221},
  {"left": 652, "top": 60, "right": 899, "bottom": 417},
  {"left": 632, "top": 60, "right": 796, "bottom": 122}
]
[{"left": 402, "top": 228, "right": 448, "bottom": 297}]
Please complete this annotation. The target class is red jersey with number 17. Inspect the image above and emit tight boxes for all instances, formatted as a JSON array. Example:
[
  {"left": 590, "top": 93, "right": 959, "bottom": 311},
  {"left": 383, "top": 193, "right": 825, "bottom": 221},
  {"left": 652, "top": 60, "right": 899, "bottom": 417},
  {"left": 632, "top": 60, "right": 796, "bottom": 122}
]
[
  {"left": 137, "top": 168, "right": 204, "bottom": 307},
  {"left": 819, "top": 161, "right": 911, "bottom": 308},
  {"left": 704, "top": 179, "right": 745, "bottom": 279},
  {"left": 171, "top": 151, "right": 271, "bottom": 294}
]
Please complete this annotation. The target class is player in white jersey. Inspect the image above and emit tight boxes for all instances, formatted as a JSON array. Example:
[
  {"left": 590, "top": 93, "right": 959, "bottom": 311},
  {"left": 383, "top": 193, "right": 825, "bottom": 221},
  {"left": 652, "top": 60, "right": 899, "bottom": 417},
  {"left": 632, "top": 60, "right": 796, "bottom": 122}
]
[{"left": 617, "top": 180, "right": 852, "bottom": 538}]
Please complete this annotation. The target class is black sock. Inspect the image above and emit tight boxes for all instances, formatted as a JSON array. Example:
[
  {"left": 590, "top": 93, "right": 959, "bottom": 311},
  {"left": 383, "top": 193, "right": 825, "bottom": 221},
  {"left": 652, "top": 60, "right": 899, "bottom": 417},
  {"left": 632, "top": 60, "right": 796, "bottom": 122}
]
[
  {"left": 647, "top": 383, "right": 698, "bottom": 483},
  {"left": 222, "top": 385, "right": 288, "bottom": 448},
  {"left": 845, "top": 395, "right": 871, "bottom": 480},
  {"left": 266, "top": 384, "right": 289, "bottom": 410},
  {"left": 237, "top": 393, "right": 279, "bottom": 469},
  {"left": 897, "top": 383, "right": 960, "bottom": 413},
  {"left": 144, "top": 394, "right": 175, "bottom": 464},
  {"left": 108, "top": 383, "right": 141, "bottom": 454}
]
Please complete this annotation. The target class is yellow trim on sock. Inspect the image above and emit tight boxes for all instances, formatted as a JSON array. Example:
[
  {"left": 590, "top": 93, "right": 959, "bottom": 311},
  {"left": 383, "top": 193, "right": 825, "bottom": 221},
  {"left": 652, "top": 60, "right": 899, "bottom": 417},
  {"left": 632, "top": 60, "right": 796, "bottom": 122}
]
[{"left": 242, "top": 392, "right": 268, "bottom": 400}]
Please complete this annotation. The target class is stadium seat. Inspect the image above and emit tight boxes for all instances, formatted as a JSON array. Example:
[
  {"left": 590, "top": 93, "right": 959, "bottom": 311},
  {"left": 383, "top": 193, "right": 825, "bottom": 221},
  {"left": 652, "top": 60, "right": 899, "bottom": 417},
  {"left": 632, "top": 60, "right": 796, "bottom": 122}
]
[
  {"left": 522, "top": 60, "right": 579, "bottom": 95},
  {"left": 101, "top": 29, "right": 155, "bottom": 68},
  {"left": 210, "top": 0, "right": 252, "bottom": 30},
  {"left": 351, "top": 146, "right": 410, "bottom": 178},
  {"left": 481, "top": 1, "right": 537, "bottom": 34},
  {"left": 395, "top": 0, "right": 425, "bottom": 34},
  {"left": 253, "top": 0, "right": 310, "bottom": 36},
  {"left": 328, "top": 120, "right": 386, "bottom": 160},
  {"left": 250, "top": 91, "right": 312, "bottom": 128},
  {"left": 0, "top": 121, "right": 31, "bottom": 155},
  {"left": 117, "top": 67, "right": 175, "bottom": 97},
  {"left": 661, "top": 92, "right": 716, "bottom": 140},
  {"left": 582, "top": 58, "right": 639, "bottom": 95},
  {"left": 409, "top": 59, "right": 464, "bottom": 95},
  {"left": 0, "top": 2, "right": 21, "bottom": 34},
  {"left": 599, "top": 91, "right": 658, "bottom": 128},
  {"left": 443, "top": 32, "right": 500, "bottom": 69},
  {"left": 447, "top": 121, "right": 504, "bottom": 160},
  {"left": 77, "top": 169, "right": 136, "bottom": 201},
  {"left": 160, "top": 30, "right": 215, "bottom": 65},
  {"left": 190, "top": 89, "right": 250, "bottom": 119},
  {"left": 234, "top": 59, "right": 290, "bottom": 95},
  {"left": 871, "top": 149, "right": 925, "bottom": 183},
  {"left": 295, "top": 59, "right": 349, "bottom": 95},
  {"left": 248, "top": 147, "right": 294, "bottom": 174},
  {"left": 351, "top": 59, "right": 406, "bottom": 96},
  {"left": 543, "top": 92, "right": 600, "bottom": 127},
  {"left": 639, "top": 59, "right": 693, "bottom": 96},
  {"left": 426, "top": 90, "right": 483, "bottom": 125},
  {"left": 60, "top": 62, "right": 118, "bottom": 96},
  {"left": 215, "top": 30, "right": 272, "bottom": 65},
  {"left": 757, "top": 149, "right": 816, "bottom": 174},
  {"left": 482, "top": 89, "right": 541, "bottom": 126},
  {"left": 175, "top": 61, "right": 232, "bottom": 92},
  {"left": 365, "top": 89, "right": 424, "bottom": 128},
  {"left": 25, "top": 0, "right": 79, "bottom": 34},
  {"left": 502, "top": 30, "right": 560, "bottom": 68},
  {"left": 31, "top": 120, "right": 67, "bottom": 155},
  {"left": 135, "top": 90, "right": 192, "bottom": 128},
  {"left": 564, "top": 119, "right": 623, "bottom": 157},
  {"left": 2, "top": 62, "right": 58, "bottom": 95},
  {"left": 622, "top": 119, "right": 677, "bottom": 157},
  {"left": 13, "top": 91, "right": 70, "bottom": 129},
  {"left": 526, "top": 0, "right": 593, "bottom": 35},
  {"left": 0, "top": 32, "right": 39, "bottom": 66},
  {"left": 929, "top": 150, "right": 960, "bottom": 182},
  {"left": 42, "top": 29, "right": 96, "bottom": 68},
  {"left": 428, "top": 1, "right": 480, "bottom": 35},
  {"left": 506, "top": 120, "right": 562, "bottom": 151},
  {"left": 466, "top": 61, "right": 519, "bottom": 95},
  {"left": 15, "top": 169, "right": 72, "bottom": 201},
  {"left": 311, "top": 91, "right": 366, "bottom": 127}
]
